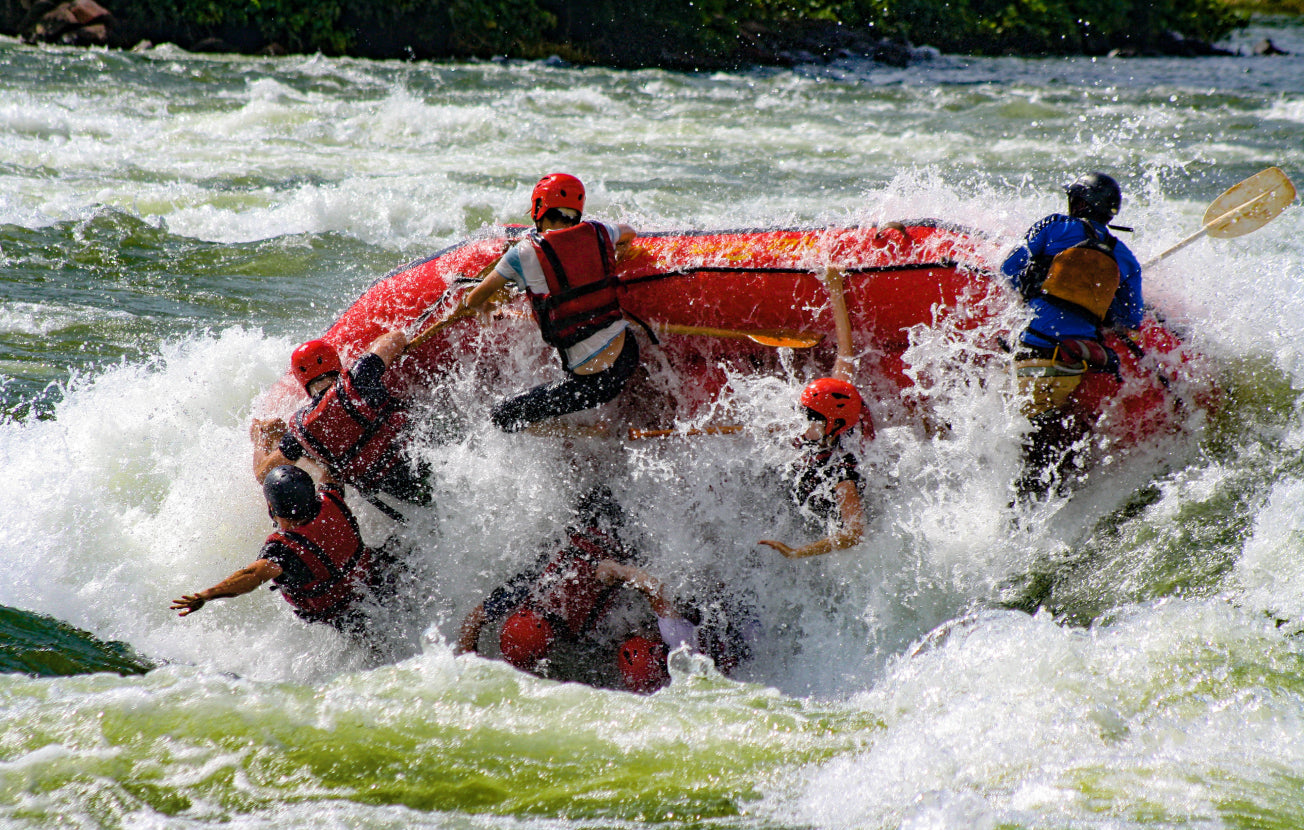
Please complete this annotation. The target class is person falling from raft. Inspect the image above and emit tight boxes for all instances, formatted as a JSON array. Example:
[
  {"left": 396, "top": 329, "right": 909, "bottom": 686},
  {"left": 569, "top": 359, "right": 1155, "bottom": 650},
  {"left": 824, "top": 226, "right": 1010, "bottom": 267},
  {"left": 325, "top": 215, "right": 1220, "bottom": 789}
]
[
  {"left": 251, "top": 330, "right": 432, "bottom": 511},
  {"left": 445, "top": 173, "right": 639, "bottom": 432},
  {"left": 170, "top": 465, "right": 409, "bottom": 646},
  {"left": 758, "top": 267, "right": 871, "bottom": 559},
  {"left": 1001, "top": 172, "right": 1144, "bottom": 500},
  {"left": 455, "top": 487, "right": 751, "bottom": 693}
]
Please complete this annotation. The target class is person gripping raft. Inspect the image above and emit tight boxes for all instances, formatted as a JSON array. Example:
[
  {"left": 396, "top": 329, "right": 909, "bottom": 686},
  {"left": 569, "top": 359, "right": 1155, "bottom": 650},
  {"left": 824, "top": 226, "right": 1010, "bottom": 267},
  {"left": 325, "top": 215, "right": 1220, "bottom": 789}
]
[
  {"left": 455, "top": 487, "right": 751, "bottom": 692},
  {"left": 444, "top": 173, "right": 639, "bottom": 432},
  {"left": 758, "top": 268, "right": 871, "bottom": 559},
  {"left": 251, "top": 330, "right": 432, "bottom": 509}
]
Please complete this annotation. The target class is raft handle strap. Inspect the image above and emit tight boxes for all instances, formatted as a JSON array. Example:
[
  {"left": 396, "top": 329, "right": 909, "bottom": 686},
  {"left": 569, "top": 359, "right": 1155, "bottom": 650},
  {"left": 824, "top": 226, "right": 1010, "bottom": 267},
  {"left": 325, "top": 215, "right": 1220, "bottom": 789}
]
[{"left": 622, "top": 309, "right": 660, "bottom": 347}]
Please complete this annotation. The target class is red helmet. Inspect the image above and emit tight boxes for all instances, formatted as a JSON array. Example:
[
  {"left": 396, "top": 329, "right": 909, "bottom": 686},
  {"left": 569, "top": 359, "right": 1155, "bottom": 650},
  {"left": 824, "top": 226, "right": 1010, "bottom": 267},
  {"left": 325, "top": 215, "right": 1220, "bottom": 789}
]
[
  {"left": 499, "top": 607, "right": 555, "bottom": 670},
  {"left": 616, "top": 635, "right": 670, "bottom": 694},
  {"left": 530, "top": 173, "right": 585, "bottom": 221},
  {"left": 799, "top": 377, "right": 863, "bottom": 439},
  {"left": 290, "top": 340, "right": 341, "bottom": 391}
]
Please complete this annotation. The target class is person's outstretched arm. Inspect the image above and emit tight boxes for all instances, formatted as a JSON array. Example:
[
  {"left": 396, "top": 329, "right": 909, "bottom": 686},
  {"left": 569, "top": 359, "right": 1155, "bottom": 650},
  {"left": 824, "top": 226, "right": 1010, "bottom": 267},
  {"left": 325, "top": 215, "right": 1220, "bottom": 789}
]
[
  {"left": 455, "top": 603, "right": 488, "bottom": 654},
  {"left": 758, "top": 480, "right": 865, "bottom": 559},
  {"left": 824, "top": 267, "right": 856, "bottom": 382},
  {"left": 170, "top": 559, "right": 283, "bottom": 616}
]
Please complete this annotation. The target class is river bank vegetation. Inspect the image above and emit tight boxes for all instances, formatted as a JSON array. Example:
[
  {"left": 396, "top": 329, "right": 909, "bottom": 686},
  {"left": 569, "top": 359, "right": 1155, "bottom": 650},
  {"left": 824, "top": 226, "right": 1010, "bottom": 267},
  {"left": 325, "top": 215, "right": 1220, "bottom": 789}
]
[{"left": 0, "top": 0, "right": 1270, "bottom": 68}]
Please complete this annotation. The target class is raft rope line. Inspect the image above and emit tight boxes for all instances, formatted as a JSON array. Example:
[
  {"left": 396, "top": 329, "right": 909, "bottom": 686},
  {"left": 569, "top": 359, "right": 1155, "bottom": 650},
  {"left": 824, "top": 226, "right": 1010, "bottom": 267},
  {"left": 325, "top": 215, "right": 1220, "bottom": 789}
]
[
  {"left": 616, "top": 260, "right": 971, "bottom": 286},
  {"left": 450, "top": 259, "right": 979, "bottom": 288}
]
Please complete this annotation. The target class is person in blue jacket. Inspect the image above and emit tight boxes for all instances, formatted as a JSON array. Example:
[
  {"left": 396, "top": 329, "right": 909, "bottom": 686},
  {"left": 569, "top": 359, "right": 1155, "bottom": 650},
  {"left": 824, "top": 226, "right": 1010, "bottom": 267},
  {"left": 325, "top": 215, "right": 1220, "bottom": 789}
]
[{"left": 1001, "top": 172, "right": 1144, "bottom": 499}]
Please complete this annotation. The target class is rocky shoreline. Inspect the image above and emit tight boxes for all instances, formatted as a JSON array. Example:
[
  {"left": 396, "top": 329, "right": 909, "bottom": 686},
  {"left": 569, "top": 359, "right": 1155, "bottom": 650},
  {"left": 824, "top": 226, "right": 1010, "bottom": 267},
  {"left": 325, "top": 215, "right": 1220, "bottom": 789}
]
[{"left": 1, "top": 0, "right": 1293, "bottom": 67}]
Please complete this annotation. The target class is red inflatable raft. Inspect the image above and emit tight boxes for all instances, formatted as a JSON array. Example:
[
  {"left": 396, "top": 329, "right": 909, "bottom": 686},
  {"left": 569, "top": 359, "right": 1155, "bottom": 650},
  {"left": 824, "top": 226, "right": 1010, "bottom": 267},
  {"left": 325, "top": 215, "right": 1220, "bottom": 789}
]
[{"left": 257, "top": 221, "right": 1215, "bottom": 452}]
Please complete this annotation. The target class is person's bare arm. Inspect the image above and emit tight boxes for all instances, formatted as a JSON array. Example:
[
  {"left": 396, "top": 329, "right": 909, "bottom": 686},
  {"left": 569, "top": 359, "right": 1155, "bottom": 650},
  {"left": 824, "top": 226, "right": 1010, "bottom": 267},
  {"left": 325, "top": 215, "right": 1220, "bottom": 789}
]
[
  {"left": 368, "top": 331, "right": 409, "bottom": 367},
  {"left": 824, "top": 267, "right": 856, "bottom": 382},
  {"left": 759, "top": 480, "right": 865, "bottom": 560},
  {"left": 462, "top": 271, "right": 510, "bottom": 314},
  {"left": 610, "top": 223, "right": 637, "bottom": 261},
  {"left": 456, "top": 604, "right": 488, "bottom": 654},
  {"left": 250, "top": 418, "right": 289, "bottom": 482},
  {"left": 171, "top": 559, "right": 283, "bottom": 616},
  {"left": 596, "top": 560, "right": 678, "bottom": 618},
  {"left": 253, "top": 444, "right": 292, "bottom": 485}
]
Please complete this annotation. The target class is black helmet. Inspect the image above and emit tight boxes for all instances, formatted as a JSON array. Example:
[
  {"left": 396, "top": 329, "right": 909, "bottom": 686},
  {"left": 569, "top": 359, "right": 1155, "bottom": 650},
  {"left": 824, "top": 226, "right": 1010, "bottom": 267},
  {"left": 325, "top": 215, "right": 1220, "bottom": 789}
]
[
  {"left": 263, "top": 465, "right": 320, "bottom": 523},
  {"left": 1064, "top": 172, "right": 1122, "bottom": 222}
]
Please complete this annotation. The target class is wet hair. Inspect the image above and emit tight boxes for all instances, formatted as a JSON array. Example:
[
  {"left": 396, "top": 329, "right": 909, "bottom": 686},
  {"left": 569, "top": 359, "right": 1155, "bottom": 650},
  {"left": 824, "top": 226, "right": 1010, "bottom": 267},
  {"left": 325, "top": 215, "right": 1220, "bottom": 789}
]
[{"left": 539, "top": 207, "right": 581, "bottom": 226}]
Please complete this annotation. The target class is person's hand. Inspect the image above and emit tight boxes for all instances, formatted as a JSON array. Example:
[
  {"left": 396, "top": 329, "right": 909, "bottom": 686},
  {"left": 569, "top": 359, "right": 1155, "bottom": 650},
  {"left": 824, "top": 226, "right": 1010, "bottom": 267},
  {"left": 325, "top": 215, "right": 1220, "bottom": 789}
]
[
  {"left": 458, "top": 292, "right": 486, "bottom": 322},
  {"left": 595, "top": 560, "right": 633, "bottom": 585},
  {"left": 250, "top": 418, "right": 287, "bottom": 451},
  {"left": 170, "top": 594, "right": 207, "bottom": 616},
  {"left": 758, "top": 539, "right": 798, "bottom": 558}
]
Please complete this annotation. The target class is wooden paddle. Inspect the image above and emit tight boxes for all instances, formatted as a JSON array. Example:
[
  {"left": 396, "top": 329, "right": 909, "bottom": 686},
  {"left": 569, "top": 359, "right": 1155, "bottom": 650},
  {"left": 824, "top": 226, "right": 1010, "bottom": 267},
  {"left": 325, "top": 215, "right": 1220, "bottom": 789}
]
[
  {"left": 627, "top": 424, "right": 745, "bottom": 440},
  {"left": 406, "top": 254, "right": 515, "bottom": 351},
  {"left": 654, "top": 323, "right": 824, "bottom": 349},
  {"left": 407, "top": 284, "right": 513, "bottom": 350},
  {"left": 1143, "top": 166, "right": 1296, "bottom": 268},
  {"left": 413, "top": 308, "right": 822, "bottom": 351},
  {"left": 407, "top": 303, "right": 475, "bottom": 350}
]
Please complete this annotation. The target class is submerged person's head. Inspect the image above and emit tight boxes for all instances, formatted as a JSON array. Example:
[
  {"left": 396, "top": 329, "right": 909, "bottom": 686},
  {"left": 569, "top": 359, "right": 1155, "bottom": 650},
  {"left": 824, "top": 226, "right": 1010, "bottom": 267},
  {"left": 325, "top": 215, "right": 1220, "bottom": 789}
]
[
  {"left": 499, "top": 607, "right": 555, "bottom": 671},
  {"left": 799, "top": 377, "right": 863, "bottom": 443},
  {"left": 616, "top": 635, "right": 670, "bottom": 694}
]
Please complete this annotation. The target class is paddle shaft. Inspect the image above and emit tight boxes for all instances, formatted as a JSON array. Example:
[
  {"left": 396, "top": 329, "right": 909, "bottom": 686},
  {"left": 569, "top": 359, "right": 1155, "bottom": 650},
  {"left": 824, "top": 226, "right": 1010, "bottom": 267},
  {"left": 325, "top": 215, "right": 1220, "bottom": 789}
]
[
  {"left": 627, "top": 424, "right": 744, "bottom": 440},
  {"left": 406, "top": 257, "right": 511, "bottom": 350},
  {"left": 407, "top": 305, "right": 471, "bottom": 349},
  {"left": 360, "top": 491, "right": 408, "bottom": 524},
  {"left": 1141, "top": 189, "right": 1275, "bottom": 269}
]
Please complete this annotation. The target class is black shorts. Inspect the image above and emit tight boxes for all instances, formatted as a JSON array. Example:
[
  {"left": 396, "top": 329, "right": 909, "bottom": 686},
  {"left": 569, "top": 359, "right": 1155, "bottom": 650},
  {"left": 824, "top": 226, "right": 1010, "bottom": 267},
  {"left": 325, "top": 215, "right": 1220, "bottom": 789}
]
[{"left": 491, "top": 334, "right": 640, "bottom": 432}]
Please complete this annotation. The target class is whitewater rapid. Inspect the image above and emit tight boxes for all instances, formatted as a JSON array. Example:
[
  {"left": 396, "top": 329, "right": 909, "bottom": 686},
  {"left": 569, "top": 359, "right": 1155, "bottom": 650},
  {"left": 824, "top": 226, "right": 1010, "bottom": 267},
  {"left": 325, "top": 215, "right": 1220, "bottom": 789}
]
[{"left": 3, "top": 23, "right": 1304, "bottom": 827}]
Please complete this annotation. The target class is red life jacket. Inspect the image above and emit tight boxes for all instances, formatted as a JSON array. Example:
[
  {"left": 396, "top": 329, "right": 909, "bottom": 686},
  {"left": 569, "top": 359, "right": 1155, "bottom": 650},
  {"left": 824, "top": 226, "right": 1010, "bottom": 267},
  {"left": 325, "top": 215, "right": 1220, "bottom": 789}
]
[
  {"left": 269, "top": 489, "right": 374, "bottom": 619},
  {"left": 524, "top": 222, "right": 623, "bottom": 366},
  {"left": 288, "top": 368, "right": 406, "bottom": 492},
  {"left": 529, "top": 528, "right": 626, "bottom": 637}
]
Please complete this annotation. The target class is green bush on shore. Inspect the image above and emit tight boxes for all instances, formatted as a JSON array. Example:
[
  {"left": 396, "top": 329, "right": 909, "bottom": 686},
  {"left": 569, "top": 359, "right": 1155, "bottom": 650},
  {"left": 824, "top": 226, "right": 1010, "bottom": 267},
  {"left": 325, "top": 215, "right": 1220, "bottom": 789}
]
[
  {"left": 13, "top": 0, "right": 1251, "bottom": 66},
  {"left": 880, "top": 0, "right": 1246, "bottom": 55}
]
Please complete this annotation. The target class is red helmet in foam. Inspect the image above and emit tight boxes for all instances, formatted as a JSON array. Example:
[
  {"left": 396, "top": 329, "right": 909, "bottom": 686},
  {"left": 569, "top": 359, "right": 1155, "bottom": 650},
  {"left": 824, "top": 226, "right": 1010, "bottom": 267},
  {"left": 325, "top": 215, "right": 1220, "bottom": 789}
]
[
  {"left": 290, "top": 339, "right": 341, "bottom": 391},
  {"left": 799, "top": 377, "right": 863, "bottom": 439},
  {"left": 499, "top": 607, "right": 555, "bottom": 670},
  {"left": 616, "top": 635, "right": 670, "bottom": 694}
]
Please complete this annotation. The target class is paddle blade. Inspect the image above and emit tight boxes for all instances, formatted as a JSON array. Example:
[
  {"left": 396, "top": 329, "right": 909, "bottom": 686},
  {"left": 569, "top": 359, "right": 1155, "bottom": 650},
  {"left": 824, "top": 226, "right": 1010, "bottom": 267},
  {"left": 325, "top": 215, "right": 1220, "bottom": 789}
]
[
  {"left": 1203, "top": 166, "right": 1295, "bottom": 239},
  {"left": 655, "top": 323, "right": 824, "bottom": 349},
  {"left": 747, "top": 332, "right": 825, "bottom": 348},
  {"left": 407, "top": 305, "right": 470, "bottom": 349}
]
